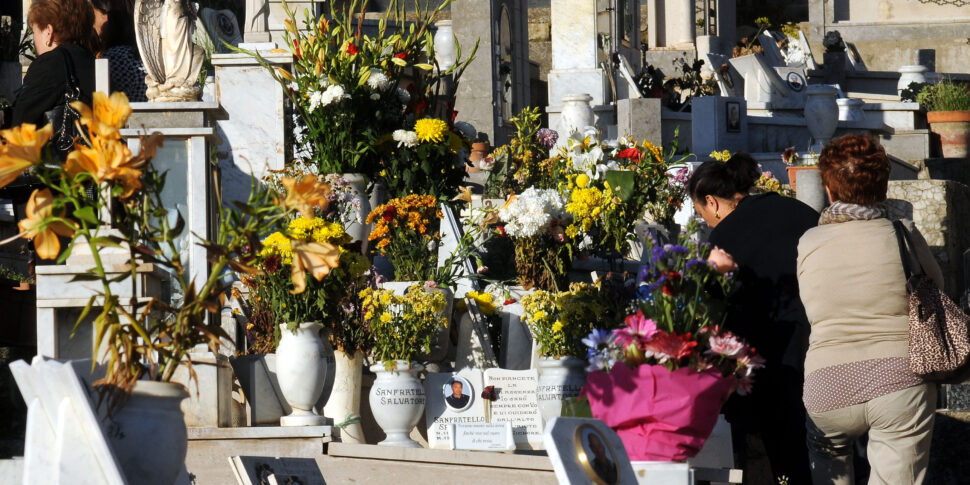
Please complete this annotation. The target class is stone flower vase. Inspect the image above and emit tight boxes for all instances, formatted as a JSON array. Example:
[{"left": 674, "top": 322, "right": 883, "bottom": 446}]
[
  {"left": 536, "top": 356, "right": 587, "bottom": 424},
  {"left": 792, "top": 167, "right": 828, "bottom": 212},
  {"left": 341, "top": 173, "right": 373, "bottom": 251},
  {"left": 323, "top": 349, "right": 366, "bottom": 443},
  {"left": 927, "top": 111, "right": 970, "bottom": 159},
  {"left": 804, "top": 85, "right": 839, "bottom": 151},
  {"left": 897, "top": 65, "right": 928, "bottom": 96},
  {"left": 557, "top": 93, "right": 595, "bottom": 145},
  {"left": 107, "top": 381, "right": 188, "bottom": 485},
  {"left": 433, "top": 20, "right": 456, "bottom": 70},
  {"left": 276, "top": 322, "right": 333, "bottom": 426},
  {"left": 369, "top": 361, "right": 426, "bottom": 447}
]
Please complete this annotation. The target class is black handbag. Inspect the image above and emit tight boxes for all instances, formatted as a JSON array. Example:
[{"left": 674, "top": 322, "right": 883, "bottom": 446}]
[{"left": 43, "top": 48, "right": 82, "bottom": 159}]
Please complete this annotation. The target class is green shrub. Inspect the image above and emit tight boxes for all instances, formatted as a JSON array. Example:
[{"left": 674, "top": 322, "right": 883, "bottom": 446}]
[{"left": 916, "top": 79, "right": 970, "bottom": 112}]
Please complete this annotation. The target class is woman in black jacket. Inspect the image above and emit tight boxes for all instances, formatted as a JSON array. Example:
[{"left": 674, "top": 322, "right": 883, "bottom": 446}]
[
  {"left": 688, "top": 153, "right": 819, "bottom": 484},
  {"left": 11, "top": 0, "right": 97, "bottom": 128}
]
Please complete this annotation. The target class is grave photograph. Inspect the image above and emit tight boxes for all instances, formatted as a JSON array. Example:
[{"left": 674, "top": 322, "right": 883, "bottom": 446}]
[{"left": 1, "top": 0, "right": 970, "bottom": 484}]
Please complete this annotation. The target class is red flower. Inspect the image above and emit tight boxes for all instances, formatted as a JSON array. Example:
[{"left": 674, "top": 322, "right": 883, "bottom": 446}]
[
  {"left": 644, "top": 331, "right": 698, "bottom": 363},
  {"left": 481, "top": 385, "right": 496, "bottom": 400},
  {"left": 382, "top": 205, "right": 397, "bottom": 222},
  {"left": 503, "top": 298, "right": 516, "bottom": 305},
  {"left": 616, "top": 147, "right": 641, "bottom": 163},
  {"left": 264, "top": 254, "right": 281, "bottom": 274},
  {"left": 395, "top": 52, "right": 407, "bottom": 59},
  {"left": 720, "top": 64, "right": 729, "bottom": 73},
  {"left": 496, "top": 225, "right": 506, "bottom": 237},
  {"left": 345, "top": 43, "right": 358, "bottom": 55},
  {"left": 293, "top": 39, "right": 302, "bottom": 59}
]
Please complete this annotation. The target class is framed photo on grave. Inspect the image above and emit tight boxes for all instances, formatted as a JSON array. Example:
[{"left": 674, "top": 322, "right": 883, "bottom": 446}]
[
  {"left": 442, "top": 375, "right": 474, "bottom": 412},
  {"left": 725, "top": 101, "right": 742, "bottom": 133},
  {"left": 575, "top": 423, "right": 620, "bottom": 485}
]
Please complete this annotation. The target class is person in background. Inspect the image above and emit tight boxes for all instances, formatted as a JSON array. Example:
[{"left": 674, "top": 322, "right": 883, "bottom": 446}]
[
  {"left": 10, "top": 0, "right": 96, "bottom": 128},
  {"left": 91, "top": 0, "right": 147, "bottom": 101},
  {"left": 798, "top": 134, "right": 940, "bottom": 485},
  {"left": 688, "top": 152, "right": 819, "bottom": 484}
]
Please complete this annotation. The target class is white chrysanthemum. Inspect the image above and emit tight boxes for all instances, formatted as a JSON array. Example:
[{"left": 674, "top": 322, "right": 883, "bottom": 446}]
[
  {"left": 308, "top": 90, "right": 323, "bottom": 111},
  {"left": 320, "top": 84, "right": 349, "bottom": 107},
  {"left": 318, "top": 77, "right": 330, "bottom": 88},
  {"left": 396, "top": 87, "right": 410, "bottom": 104},
  {"left": 498, "top": 187, "right": 565, "bottom": 238},
  {"left": 367, "top": 69, "right": 391, "bottom": 91},
  {"left": 392, "top": 129, "right": 418, "bottom": 148}
]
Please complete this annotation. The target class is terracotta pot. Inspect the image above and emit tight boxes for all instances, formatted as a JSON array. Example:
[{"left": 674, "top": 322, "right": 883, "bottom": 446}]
[
  {"left": 785, "top": 165, "right": 819, "bottom": 193},
  {"left": 927, "top": 110, "right": 970, "bottom": 159}
]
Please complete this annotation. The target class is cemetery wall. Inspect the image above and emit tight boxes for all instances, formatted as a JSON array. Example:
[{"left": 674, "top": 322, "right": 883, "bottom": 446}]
[{"left": 808, "top": 0, "right": 970, "bottom": 74}]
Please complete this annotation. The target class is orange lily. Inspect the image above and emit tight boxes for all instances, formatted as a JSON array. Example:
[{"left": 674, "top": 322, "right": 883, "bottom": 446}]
[
  {"left": 18, "top": 188, "right": 76, "bottom": 260},
  {"left": 280, "top": 175, "right": 330, "bottom": 218},
  {"left": 71, "top": 91, "right": 132, "bottom": 140},
  {"left": 65, "top": 136, "right": 147, "bottom": 199},
  {"left": 289, "top": 240, "right": 340, "bottom": 294},
  {"left": 451, "top": 185, "right": 473, "bottom": 204},
  {"left": 0, "top": 124, "right": 53, "bottom": 188}
]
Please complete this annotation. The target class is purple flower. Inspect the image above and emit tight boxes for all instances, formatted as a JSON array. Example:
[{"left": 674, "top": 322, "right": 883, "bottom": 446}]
[
  {"left": 537, "top": 128, "right": 559, "bottom": 149},
  {"left": 670, "top": 167, "right": 690, "bottom": 187}
]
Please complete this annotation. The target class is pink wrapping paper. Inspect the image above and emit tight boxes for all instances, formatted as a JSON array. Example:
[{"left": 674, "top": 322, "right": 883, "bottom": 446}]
[{"left": 583, "top": 363, "right": 737, "bottom": 461}]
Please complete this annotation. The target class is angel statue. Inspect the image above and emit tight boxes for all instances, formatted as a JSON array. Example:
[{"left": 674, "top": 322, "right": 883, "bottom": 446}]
[{"left": 134, "top": 0, "right": 205, "bottom": 102}]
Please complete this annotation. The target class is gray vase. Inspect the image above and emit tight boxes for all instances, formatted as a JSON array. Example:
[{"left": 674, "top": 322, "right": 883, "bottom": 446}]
[{"left": 794, "top": 169, "right": 828, "bottom": 212}]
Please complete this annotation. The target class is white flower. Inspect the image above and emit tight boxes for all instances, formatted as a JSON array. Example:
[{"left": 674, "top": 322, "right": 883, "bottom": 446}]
[
  {"left": 392, "top": 129, "right": 418, "bottom": 148},
  {"left": 370, "top": 93, "right": 381, "bottom": 101},
  {"left": 319, "top": 84, "right": 350, "bottom": 107},
  {"left": 497, "top": 187, "right": 565, "bottom": 238},
  {"left": 318, "top": 77, "right": 330, "bottom": 88},
  {"left": 367, "top": 69, "right": 391, "bottom": 90},
  {"left": 308, "top": 90, "right": 323, "bottom": 111},
  {"left": 396, "top": 87, "right": 410, "bottom": 104},
  {"left": 783, "top": 37, "right": 807, "bottom": 67}
]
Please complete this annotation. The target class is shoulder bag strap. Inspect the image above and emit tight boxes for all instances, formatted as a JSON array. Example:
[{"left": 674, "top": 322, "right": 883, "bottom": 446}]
[
  {"left": 59, "top": 48, "right": 81, "bottom": 98},
  {"left": 892, "top": 220, "right": 915, "bottom": 282}
]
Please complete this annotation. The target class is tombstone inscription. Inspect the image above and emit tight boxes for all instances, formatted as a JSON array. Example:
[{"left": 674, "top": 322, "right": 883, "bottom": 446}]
[
  {"left": 483, "top": 368, "right": 544, "bottom": 450},
  {"left": 423, "top": 369, "right": 488, "bottom": 449}
]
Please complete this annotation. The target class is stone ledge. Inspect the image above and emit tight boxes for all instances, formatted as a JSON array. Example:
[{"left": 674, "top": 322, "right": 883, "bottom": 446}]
[
  {"left": 327, "top": 442, "right": 554, "bottom": 471},
  {"left": 188, "top": 425, "right": 333, "bottom": 441}
]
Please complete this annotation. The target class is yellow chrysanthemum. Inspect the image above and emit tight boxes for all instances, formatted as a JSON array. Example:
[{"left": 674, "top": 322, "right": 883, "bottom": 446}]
[
  {"left": 575, "top": 173, "right": 590, "bottom": 189},
  {"left": 413, "top": 118, "right": 449, "bottom": 144},
  {"left": 552, "top": 321, "right": 564, "bottom": 333},
  {"left": 380, "top": 312, "right": 392, "bottom": 323},
  {"left": 709, "top": 149, "right": 732, "bottom": 162},
  {"left": 260, "top": 231, "right": 293, "bottom": 265}
]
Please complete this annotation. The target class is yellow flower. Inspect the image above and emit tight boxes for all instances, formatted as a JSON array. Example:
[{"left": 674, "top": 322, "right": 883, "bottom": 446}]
[
  {"left": 379, "top": 293, "right": 391, "bottom": 305},
  {"left": 552, "top": 321, "right": 564, "bottom": 333},
  {"left": 18, "top": 188, "right": 76, "bottom": 260},
  {"left": 0, "top": 123, "right": 53, "bottom": 189},
  {"left": 364, "top": 311, "right": 373, "bottom": 320},
  {"left": 709, "top": 149, "right": 732, "bottom": 162},
  {"left": 281, "top": 175, "right": 330, "bottom": 218},
  {"left": 380, "top": 312, "right": 392, "bottom": 323},
  {"left": 260, "top": 231, "right": 293, "bottom": 264},
  {"left": 575, "top": 173, "right": 590, "bottom": 188},
  {"left": 413, "top": 118, "right": 448, "bottom": 144},
  {"left": 72, "top": 91, "right": 131, "bottom": 140}
]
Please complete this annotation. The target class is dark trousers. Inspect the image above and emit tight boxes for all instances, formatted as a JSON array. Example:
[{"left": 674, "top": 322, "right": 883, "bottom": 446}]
[{"left": 724, "top": 365, "right": 813, "bottom": 485}]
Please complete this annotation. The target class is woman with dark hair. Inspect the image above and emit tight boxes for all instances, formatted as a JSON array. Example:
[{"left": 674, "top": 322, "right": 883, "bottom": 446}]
[
  {"left": 798, "top": 134, "right": 941, "bottom": 484},
  {"left": 91, "top": 0, "right": 147, "bottom": 101},
  {"left": 10, "top": 0, "right": 96, "bottom": 127},
  {"left": 687, "top": 152, "right": 819, "bottom": 484}
]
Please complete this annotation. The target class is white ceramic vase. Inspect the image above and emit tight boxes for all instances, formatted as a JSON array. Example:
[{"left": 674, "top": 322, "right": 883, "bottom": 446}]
[
  {"left": 557, "top": 93, "right": 595, "bottom": 145},
  {"left": 433, "top": 20, "right": 456, "bottom": 70},
  {"left": 369, "top": 361, "right": 426, "bottom": 447},
  {"left": 897, "top": 65, "right": 928, "bottom": 96},
  {"left": 536, "top": 356, "right": 587, "bottom": 423},
  {"left": 323, "top": 349, "right": 366, "bottom": 443},
  {"left": 276, "top": 322, "right": 332, "bottom": 426},
  {"left": 341, "top": 173, "right": 372, "bottom": 251},
  {"left": 804, "top": 85, "right": 839, "bottom": 151},
  {"left": 107, "top": 381, "right": 188, "bottom": 485}
]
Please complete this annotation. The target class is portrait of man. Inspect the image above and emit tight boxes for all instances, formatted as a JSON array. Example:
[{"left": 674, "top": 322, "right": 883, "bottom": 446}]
[
  {"left": 444, "top": 378, "right": 471, "bottom": 411},
  {"left": 580, "top": 428, "right": 618, "bottom": 485},
  {"left": 726, "top": 101, "right": 742, "bottom": 133}
]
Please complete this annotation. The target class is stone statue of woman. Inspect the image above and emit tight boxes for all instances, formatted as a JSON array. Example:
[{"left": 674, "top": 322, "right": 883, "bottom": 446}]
[{"left": 134, "top": 0, "right": 205, "bottom": 102}]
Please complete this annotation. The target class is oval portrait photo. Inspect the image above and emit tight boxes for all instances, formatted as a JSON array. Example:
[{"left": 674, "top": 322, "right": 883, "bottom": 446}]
[
  {"left": 576, "top": 425, "right": 619, "bottom": 485},
  {"left": 442, "top": 376, "right": 473, "bottom": 412}
]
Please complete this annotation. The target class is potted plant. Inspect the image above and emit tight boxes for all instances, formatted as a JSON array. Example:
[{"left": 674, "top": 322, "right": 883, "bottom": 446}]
[
  {"left": 0, "top": 92, "right": 310, "bottom": 484},
  {"left": 916, "top": 79, "right": 970, "bottom": 159},
  {"left": 361, "top": 284, "right": 447, "bottom": 447},
  {"left": 583, "top": 224, "right": 763, "bottom": 461}
]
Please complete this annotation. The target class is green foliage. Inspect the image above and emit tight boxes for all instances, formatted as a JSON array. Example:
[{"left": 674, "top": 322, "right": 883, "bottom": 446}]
[
  {"left": 378, "top": 133, "right": 466, "bottom": 201},
  {"left": 484, "top": 107, "right": 552, "bottom": 197},
  {"left": 521, "top": 281, "right": 630, "bottom": 359},
  {"left": 916, "top": 79, "right": 970, "bottom": 112},
  {"left": 361, "top": 284, "right": 447, "bottom": 363}
]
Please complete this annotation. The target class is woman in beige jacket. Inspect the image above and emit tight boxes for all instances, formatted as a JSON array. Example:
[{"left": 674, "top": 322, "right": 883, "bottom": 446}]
[{"left": 797, "top": 134, "right": 942, "bottom": 485}]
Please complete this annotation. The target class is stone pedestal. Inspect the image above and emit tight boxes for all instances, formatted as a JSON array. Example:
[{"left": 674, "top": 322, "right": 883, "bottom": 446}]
[
  {"left": 647, "top": 0, "right": 695, "bottom": 49},
  {"left": 547, "top": 0, "right": 608, "bottom": 113},
  {"left": 211, "top": 51, "right": 291, "bottom": 206},
  {"left": 171, "top": 352, "right": 242, "bottom": 428},
  {"left": 617, "top": 97, "right": 663, "bottom": 145}
]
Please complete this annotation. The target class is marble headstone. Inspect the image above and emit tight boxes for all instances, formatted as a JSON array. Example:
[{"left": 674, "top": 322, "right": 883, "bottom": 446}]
[
  {"left": 499, "top": 302, "right": 536, "bottom": 370},
  {"left": 424, "top": 369, "right": 487, "bottom": 449},
  {"left": 691, "top": 96, "right": 748, "bottom": 160},
  {"left": 483, "top": 368, "right": 544, "bottom": 450},
  {"left": 544, "top": 417, "right": 637, "bottom": 485}
]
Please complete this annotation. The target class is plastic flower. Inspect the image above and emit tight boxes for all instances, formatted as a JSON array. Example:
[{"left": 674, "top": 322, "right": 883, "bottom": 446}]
[
  {"left": 280, "top": 175, "right": 330, "bottom": 218},
  {"left": 0, "top": 123, "right": 52, "bottom": 188},
  {"left": 18, "top": 188, "right": 76, "bottom": 260},
  {"left": 614, "top": 310, "right": 658, "bottom": 349},
  {"left": 72, "top": 91, "right": 131, "bottom": 140},
  {"left": 289, "top": 240, "right": 340, "bottom": 294},
  {"left": 413, "top": 118, "right": 449, "bottom": 144}
]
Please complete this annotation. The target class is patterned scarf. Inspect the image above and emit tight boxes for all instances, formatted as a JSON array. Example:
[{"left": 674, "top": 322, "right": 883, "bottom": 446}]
[{"left": 818, "top": 201, "right": 888, "bottom": 225}]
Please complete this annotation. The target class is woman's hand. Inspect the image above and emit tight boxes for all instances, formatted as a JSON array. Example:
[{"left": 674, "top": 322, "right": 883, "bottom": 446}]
[{"left": 708, "top": 246, "right": 737, "bottom": 274}]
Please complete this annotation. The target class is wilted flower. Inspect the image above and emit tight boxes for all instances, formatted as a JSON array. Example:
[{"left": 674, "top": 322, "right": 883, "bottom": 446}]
[
  {"left": 289, "top": 240, "right": 340, "bottom": 294},
  {"left": 280, "top": 175, "right": 331, "bottom": 218}
]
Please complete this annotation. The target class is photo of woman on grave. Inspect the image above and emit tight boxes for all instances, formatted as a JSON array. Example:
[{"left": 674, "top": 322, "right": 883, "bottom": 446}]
[
  {"left": 577, "top": 426, "right": 618, "bottom": 485},
  {"left": 443, "top": 377, "right": 472, "bottom": 412}
]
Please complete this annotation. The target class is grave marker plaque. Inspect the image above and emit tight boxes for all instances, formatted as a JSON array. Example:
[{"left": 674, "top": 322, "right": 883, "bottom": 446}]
[
  {"left": 483, "top": 368, "right": 544, "bottom": 450},
  {"left": 424, "top": 369, "right": 488, "bottom": 449}
]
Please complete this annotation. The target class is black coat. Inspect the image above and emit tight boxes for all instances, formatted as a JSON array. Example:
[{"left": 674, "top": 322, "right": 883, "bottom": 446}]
[
  {"left": 708, "top": 192, "right": 819, "bottom": 370},
  {"left": 11, "top": 43, "right": 95, "bottom": 128}
]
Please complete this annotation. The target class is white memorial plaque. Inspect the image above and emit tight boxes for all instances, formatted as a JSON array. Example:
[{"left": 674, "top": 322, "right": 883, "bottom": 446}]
[
  {"left": 544, "top": 417, "right": 638, "bottom": 485},
  {"left": 424, "top": 369, "right": 487, "bottom": 449},
  {"left": 450, "top": 422, "right": 515, "bottom": 451},
  {"left": 483, "top": 368, "right": 544, "bottom": 450}
]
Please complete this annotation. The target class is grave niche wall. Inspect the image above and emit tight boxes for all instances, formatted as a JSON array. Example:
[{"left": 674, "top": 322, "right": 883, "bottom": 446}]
[{"left": 808, "top": 0, "right": 970, "bottom": 74}]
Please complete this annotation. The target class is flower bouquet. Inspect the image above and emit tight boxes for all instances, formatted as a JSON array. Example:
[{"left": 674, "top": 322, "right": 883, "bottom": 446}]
[
  {"left": 380, "top": 117, "right": 468, "bottom": 201},
  {"left": 366, "top": 194, "right": 443, "bottom": 281},
  {"left": 361, "top": 283, "right": 448, "bottom": 365},
  {"left": 582, "top": 229, "right": 763, "bottom": 461},
  {"left": 484, "top": 107, "right": 559, "bottom": 198},
  {"left": 496, "top": 187, "right": 572, "bottom": 291}
]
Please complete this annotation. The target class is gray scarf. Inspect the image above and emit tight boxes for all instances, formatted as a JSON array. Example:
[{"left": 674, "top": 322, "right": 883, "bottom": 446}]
[{"left": 818, "top": 201, "right": 888, "bottom": 225}]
